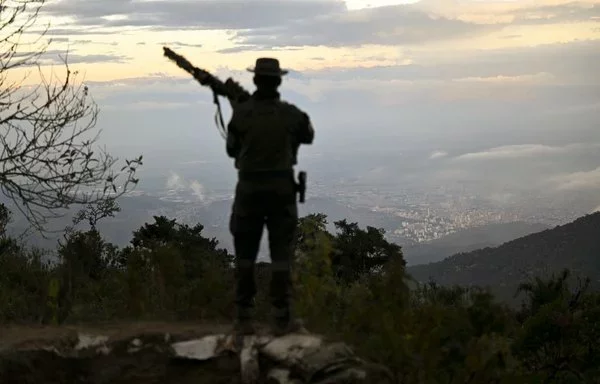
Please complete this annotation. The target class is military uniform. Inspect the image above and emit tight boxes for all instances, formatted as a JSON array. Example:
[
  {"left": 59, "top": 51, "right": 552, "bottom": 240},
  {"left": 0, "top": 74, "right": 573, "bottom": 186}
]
[{"left": 226, "top": 58, "right": 314, "bottom": 333}]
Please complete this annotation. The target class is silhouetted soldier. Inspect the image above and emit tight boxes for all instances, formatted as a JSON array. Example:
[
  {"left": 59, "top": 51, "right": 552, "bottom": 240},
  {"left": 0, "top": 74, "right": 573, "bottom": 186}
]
[{"left": 226, "top": 58, "right": 314, "bottom": 336}]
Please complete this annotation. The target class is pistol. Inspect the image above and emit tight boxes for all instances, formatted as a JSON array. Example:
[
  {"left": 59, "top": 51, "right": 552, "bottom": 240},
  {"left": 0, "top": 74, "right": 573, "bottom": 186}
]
[{"left": 297, "top": 171, "right": 307, "bottom": 204}]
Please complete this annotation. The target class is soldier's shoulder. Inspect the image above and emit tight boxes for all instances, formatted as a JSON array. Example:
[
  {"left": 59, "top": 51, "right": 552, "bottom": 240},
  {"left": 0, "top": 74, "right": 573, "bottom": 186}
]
[{"left": 278, "top": 100, "right": 309, "bottom": 117}]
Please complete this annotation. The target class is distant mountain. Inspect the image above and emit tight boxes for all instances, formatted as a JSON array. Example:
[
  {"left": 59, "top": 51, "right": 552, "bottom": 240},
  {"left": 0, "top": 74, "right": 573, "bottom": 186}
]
[
  {"left": 407, "top": 212, "right": 600, "bottom": 304},
  {"left": 403, "top": 221, "right": 549, "bottom": 266}
]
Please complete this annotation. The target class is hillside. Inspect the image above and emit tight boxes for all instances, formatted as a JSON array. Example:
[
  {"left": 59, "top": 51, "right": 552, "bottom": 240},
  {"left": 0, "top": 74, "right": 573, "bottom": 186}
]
[
  {"left": 403, "top": 221, "right": 549, "bottom": 266},
  {"left": 408, "top": 212, "right": 600, "bottom": 302}
]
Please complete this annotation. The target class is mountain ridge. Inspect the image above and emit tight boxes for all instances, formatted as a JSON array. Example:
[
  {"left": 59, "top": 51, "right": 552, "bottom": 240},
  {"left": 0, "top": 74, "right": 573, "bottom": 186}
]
[
  {"left": 404, "top": 221, "right": 550, "bottom": 266},
  {"left": 407, "top": 212, "right": 600, "bottom": 303}
]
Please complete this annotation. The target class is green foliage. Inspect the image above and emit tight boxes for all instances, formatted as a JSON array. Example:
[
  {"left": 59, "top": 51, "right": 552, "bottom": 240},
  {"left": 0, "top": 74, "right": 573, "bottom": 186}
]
[
  {"left": 293, "top": 214, "right": 340, "bottom": 330},
  {"left": 1, "top": 207, "right": 599, "bottom": 383},
  {"left": 511, "top": 271, "right": 600, "bottom": 383},
  {"left": 0, "top": 242, "right": 52, "bottom": 323},
  {"left": 331, "top": 218, "right": 404, "bottom": 283}
]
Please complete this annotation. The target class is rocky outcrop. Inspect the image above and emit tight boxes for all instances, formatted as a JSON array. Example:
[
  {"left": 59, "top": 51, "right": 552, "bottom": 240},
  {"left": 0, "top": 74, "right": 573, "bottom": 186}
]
[{"left": 0, "top": 322, "right": 393, "bottom": 384}]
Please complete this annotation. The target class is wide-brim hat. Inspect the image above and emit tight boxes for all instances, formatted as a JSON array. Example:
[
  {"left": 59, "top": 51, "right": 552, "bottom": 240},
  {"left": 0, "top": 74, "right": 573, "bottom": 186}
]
[{"left": 247, "top": 57, "right": 289, "bottom": 76}]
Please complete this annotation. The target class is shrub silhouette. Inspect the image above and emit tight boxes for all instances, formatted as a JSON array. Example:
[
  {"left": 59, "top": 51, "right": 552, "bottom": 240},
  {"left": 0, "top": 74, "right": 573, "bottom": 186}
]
[{"left": 1, "top": 205, "right": 599, "bottom": 383}]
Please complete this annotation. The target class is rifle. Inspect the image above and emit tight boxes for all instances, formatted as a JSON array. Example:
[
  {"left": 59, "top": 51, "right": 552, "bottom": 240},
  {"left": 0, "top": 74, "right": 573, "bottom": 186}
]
[
  {"left": 164, "top": 47, "right": 309, "bottom": 204},
  {"left": 162, "top": 46, "right": 251, "bottom": 139}
]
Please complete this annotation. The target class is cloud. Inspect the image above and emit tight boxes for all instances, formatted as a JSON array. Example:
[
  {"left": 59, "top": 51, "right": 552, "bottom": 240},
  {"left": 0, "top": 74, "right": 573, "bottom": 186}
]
[
  {"left": 102, "top": 101, "right": 206, "bottom": 111},
  {"left": 302, "top": 40, "right": 600, "bottom": 85},
  {"left": 39, "top": 0, "right": 498, "bottom": 48},
  {"left": 429, "top": 151, "right": 448, "bottom": 159},
  {"left": 159, "top": 41, "right": 203, "bottom": 48},
  {"left": 231, "top": 2, "right": 597, "bottom": 48},
  {"left": 75, "top": 40, "right": 119, "bottom": 46},
  {"left": 81, "top": 67, "right": 599, "bottom": 201},
  {"left": 59, "top": 53, "right": 129, "bottom": 64},
  {"left": 86, "top": 76, "right": 218, "bottom": 111},
  {"left": 216, "top": 45, "right": 304, "bottom": 54},
  {"left": 81, "top": 36, "right": 600, "bottom": 123},
  {"left": 47, "top": 38, "right": 118, "bottom": 46},
  {"left": 499, "top": 34, "right": 522, "bottom": 40},
  {"left": 42, "top": 0, "right": 345, "bottom": 30},
  {"left": 40, "top": 0, "right": 600, "bottom": 50},
  {"left": 509, "top": 3, "right": 600, "bottom": 25},
  {"left": 13, "top": 49, "right": 130, "bottom": 65},
  {"left": 455, "top": 143, "right": 600, "bottom": 161},
  {"left": 41, "top": 27, "right": 137, "bottom": 36},
  {"left": 48, "top": 37, "right": 70, "bottom": 43},
  {"left": 550, "top": 166, "right": 600, "bottom": 191},
  {"left": 233, "top": 4, "right": 496, "bottom": 48}
]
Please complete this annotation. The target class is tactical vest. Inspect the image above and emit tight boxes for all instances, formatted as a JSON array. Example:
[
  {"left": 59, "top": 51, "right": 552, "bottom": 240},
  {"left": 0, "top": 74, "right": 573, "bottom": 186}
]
[{"left": 232, "top": 98, "right": 301, "bottom": 172}]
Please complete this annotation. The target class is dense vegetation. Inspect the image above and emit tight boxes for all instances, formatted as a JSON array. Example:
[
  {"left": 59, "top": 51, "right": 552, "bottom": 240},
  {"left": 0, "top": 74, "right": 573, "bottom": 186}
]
[
  {"left": 2, "top": 200, "right": 599, "bottom": 383},
  {"left": 409, "top": 212, "right": 600, "bottom": 305}
]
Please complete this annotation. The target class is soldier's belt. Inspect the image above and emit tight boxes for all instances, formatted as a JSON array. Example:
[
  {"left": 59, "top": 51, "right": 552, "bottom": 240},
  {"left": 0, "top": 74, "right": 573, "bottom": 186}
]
[
  {"left": 237, "top": 169, "right": 307, "bottom": 204},
  {"left": 238, "top": 170, "right": 294, "bottom": 181}
]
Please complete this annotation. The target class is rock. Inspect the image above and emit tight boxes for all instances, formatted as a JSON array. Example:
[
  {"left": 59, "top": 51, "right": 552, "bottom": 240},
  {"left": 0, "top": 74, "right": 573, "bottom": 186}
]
[
  {"left": 172, "top": 335, "right": 225, "bottom": 361},
  {"left": 266, "top": 368, "right": 302, "bottom": 384},
  {"left": 239, "top": 337, "right": 260, "bottom": 384},
  {"left": 0, "top": 323, "right": 393, "bottom": 384},
  {"left": 261, "top": 333, "right": 324, "bottom": 365}
]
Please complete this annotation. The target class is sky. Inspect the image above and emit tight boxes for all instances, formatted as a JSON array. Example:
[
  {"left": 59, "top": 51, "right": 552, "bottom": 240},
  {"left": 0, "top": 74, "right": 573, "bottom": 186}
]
[{"left": 5, "top": 0, "right": 600, "bottom": 210}]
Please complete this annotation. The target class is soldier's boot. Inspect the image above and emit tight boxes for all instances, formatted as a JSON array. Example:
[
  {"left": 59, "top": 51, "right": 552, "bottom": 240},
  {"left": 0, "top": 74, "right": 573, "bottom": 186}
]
[
  {"left": 233, "top": 306, "right": 256, "bottom": 336},
  {"left": 271, "top": 307, "right": 309, "bottom": 336},
  {"left": 233, "top": 318, "right": 256, "bottom": 335},
  {"left": 272, "top": 317, "right": 309, "bottom": 337}
]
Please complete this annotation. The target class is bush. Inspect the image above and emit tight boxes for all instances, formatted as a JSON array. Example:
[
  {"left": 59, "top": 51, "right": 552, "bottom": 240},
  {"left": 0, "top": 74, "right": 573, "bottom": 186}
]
[{"left": 1, "top": 207, "right": 599, "bottom": 383}]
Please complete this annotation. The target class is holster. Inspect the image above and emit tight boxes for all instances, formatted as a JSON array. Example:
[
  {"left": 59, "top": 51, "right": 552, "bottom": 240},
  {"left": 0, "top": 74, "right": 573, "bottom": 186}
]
[{"left": 296, "top": 171, "right": 307, "bottom": 204}]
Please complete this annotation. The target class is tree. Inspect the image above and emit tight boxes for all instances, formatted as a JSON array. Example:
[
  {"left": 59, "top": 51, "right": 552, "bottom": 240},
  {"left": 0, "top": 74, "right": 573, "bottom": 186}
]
[
  {"left": 125, "top": 216, "right": 234, "bottom": 318},
  {"left": 69, "top": 197, "right": 121, "bottom": 232},
  {"left": 0, "top": 0, "right": 142, "bottom": 232},
  {"left": 130, "top": 215, "right": 233, "bottom": 276},
  {"left": 513, "top": 271, "right": 600, "bottom": 382},
  {"left": 332, "top": 219, "right": 404, "bottom": 283},
  {"left": 516, "top": 268, "right": 572, "bottom": 316},
  {"left": 295, "top": 213, "right": 332, "bottom": 256},
  {"left": 0, "top": 202, "right": 11, "bottom": 236},
  {"left": 55, "top": 198, "right": 122, "bottom": 323}
]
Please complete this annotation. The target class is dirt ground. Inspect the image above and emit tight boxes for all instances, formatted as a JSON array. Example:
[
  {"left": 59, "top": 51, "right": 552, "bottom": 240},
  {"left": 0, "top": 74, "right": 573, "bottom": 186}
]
[{"left": 0, "top": 321, "right": 243, "bottom": 384}]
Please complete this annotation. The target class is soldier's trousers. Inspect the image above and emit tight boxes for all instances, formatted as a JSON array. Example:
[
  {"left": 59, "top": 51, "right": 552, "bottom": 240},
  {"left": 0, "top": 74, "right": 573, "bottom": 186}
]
[{"left": 229, "top": 172, "right": 298, "bottom": 322}]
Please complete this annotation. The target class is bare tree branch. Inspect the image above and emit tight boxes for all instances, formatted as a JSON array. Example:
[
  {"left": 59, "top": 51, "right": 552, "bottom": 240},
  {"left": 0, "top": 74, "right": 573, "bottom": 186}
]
[{"left": 0, "top": 0, "right": 143, "bottom": 234}]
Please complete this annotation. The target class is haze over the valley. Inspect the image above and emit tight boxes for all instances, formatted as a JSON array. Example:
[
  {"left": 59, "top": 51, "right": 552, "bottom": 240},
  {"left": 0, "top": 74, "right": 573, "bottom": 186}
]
[{"left": 8, "top": 0, "right": 600, "bottom": 262}]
